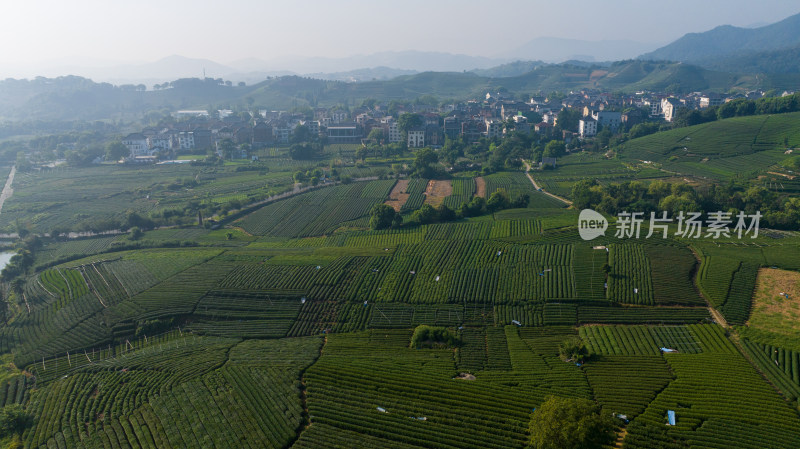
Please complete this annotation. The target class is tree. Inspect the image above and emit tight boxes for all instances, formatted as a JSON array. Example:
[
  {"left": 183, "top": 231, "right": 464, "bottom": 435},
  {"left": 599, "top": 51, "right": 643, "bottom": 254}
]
[
  {"left": 410, "top": 325, "right": 460, "bottom": 349},
  {"left": 369, "top": 204, "right": 398, "bottom": 230},
  {"left": 0, "top": 404, "right": 33, "bottom": 438},
  {"left": 124, "top": 211, "right": 155, "bottom": 231},
  {"left": 487, "top": 189, "right": 511, "bottom": 212},
  {"left": 15, "top": 152, "right": 31, "bottom": 172},
  {"left": 412, "top": 148, "right": 441, "bottom": 178},
  {"left": 291, "top": 125, "right": 312, "bottom": 143},
  {"left": 436, "top": 204, "right": 456, "bottom": 222},
  {"left": 105, "top": 141, "right": 129, "bottom": 161},
  {"left": 571, "top": 179, "right": 603, "bottom": 210},
  {"left": 543, "top": 140, "right": 566, "bottom": 159},
  {"left": 397, "top": 113, "right": 423, "bottom": 134},
  {"left": 528, "top": 396, "right": 615, "bottom": 449},
  {"left": 217, "top": 138, "right": 236, "bottom": 160},
  {"left": 558, "top": 336, "right": 590, "bottom": 363},
  {"left": 410, "top": 204, "right": 438, "bottom": 225},
  {"left": 555, "top": 108, "right": 582, "bottom": 133},
  {"left": 460, "top": 196, "right": 486, "bottom": 217},
  {"left": 289, "top": 143, "right": 321, "bottom": 160},
  {"left": 367, "top": 128, "right": 385, "bottom": 143},
  {"left": 128, "top": 226, "right": 144, "bottom": 240}
]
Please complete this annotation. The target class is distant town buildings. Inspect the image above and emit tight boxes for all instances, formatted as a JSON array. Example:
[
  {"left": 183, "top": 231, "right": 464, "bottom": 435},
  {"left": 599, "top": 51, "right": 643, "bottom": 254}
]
[{"left": 120, "top": 87, "right": 750, "bottom": 160}]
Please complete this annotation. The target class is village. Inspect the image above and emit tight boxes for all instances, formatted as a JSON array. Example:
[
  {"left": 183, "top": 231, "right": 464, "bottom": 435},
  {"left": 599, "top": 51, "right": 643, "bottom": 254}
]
[{"left": 119, "top": 88, "right": 783, "bottom": 162}]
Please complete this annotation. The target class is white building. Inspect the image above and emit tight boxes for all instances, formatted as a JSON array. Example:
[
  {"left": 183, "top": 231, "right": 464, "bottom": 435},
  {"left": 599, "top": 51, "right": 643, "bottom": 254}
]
[
  {"left": 177, "top": 132, "right": 195, "bottom": 150},
  {"left": 122, "top": 133, "right": 151, "bottom": 157},
  {"left": 484, "top": 119, "right": 502, "bottom": 139},
  {"left": 512, "top": 115, "right": 530, "bottom": 134},
  {"left": 381, "top": 117, "right": 402, "bottom": 143},
  {"left": 408, "top": 129, "right": 425, "bottom": 148},
  {"left": 592, "top": 111, "right": 622, "bottom": 131},
  {"left": 273, "top": 123, "right": 291, "bottom": 144},
  {"left": 330, "top": 110, "right": 349, "bottom": 124},
  {"left": 301, "top": 120, "right": 321, "bottom": 137},
  {"left": 579, "top": 118, "right": 597, "bottom": 138},
  {"left": 646, "top": 100, "right": 661, "bottom": 117},
  {"left": 699, "top": 94, "right": 724, "bottom": 108},
  {"left": 147, "top": 135, "right": 173, "bottom": 152},
  {"left": 542, "top": 111, "right": 559, "bottom": 125},
  {"left": 174, "top": 110, "right": 209, "bottom": 119},
  {"left": 661, "top": 98, "right": 681, "bottom": 122}
]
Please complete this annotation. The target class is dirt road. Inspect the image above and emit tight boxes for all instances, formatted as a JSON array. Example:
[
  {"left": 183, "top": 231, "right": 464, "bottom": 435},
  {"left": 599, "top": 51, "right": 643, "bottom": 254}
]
[{"left": 522, "top": 161, "right": 572, "bottom": 206}]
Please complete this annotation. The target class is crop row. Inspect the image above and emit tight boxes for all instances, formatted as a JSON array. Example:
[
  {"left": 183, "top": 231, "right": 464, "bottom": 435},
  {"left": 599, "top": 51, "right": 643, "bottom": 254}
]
[
  {"left": 577, "top": 306, "right": 710, "bottom": 324},
  {"left": 442, "top": 178, "right": 475, "bottom": 209},
  {"left": 305, "top": 330, "right": 534, "bottom": 449},
  {"left": 624, "top": 351, "right": 800, "bottom": 449},
  {"left": 109, "top": 262, "right": 238, "bottom": 323},
  {"left": 580, "top": 325, "right": 703, "bottom": 356},
  {"left": 457, "top": 328, "right": 487, "bottom": 373},
  {"left": 583, "top": 355, "right": 673, "bottom": 417},
  {"left": 239, "top": 180, "right": 395, "bottom": 237},
  {"left": 400, "top": 178, "right": 428, "bottom": 212},
  {"left": 644, "top": 244, "right": 704, "bottom": 306},
  {"left": 572, "top": 244, "right": 607, "bottom": 300},
  {"left": 26, "top": 337, "right": 321, "bottom": 449},
  {"left": 741, "top": 339, "right": 800, "bottom": 401},
  {"left": 697, "top": 256, "right": 740, "bottom": 308},
  {"left": 718, "top": 262, "right": 758, "bottom": 325},
  {"left": 0, "top": 375, "right": 28, "bottom": 407},
  {"left": 607, "top": 244, "right": 654, "bottom": 305}
]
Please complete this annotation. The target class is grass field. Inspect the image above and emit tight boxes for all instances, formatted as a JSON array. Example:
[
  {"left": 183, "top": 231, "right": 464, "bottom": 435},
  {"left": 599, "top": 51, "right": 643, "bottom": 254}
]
[{"left": 748, "top": 268, "right": 800, "bottom": 336}]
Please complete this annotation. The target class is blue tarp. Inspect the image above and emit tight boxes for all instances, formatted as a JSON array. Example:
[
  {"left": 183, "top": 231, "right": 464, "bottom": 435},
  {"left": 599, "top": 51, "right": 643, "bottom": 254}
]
[
  {"left": 660, "top": 348, "right": 678, "bottom": 353},
  {"left": 667, "top": 410, "right": 676, "bottom": 426}
]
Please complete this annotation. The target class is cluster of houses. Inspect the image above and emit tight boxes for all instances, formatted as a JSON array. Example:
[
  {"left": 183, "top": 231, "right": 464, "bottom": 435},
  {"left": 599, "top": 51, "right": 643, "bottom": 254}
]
[{"left": 119, "top": 88, "right": 779, "bottom": 161}]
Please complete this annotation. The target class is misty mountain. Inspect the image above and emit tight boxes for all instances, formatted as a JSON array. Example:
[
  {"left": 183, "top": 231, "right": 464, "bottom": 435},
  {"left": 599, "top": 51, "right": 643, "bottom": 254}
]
[
  {"left": 639, "top": 12, "right": 800, "bottom": 63},
  {"left": 701, "top": 44, "right": 800, "bottom": 74},
  {"left": 4, "top": 60, "right": 792, "bottom": 123},
  {"left": 470, "top": 61, "right": 546, "bottom": 78},
  {"left": 303, "top": 67, "right": 418, "bottom": 82},
  {"left": 255, "top": 51, "right": 505, "bottom": 74},
  {"left": 507, "top": 37, "right": 659, "bottom": 63}
]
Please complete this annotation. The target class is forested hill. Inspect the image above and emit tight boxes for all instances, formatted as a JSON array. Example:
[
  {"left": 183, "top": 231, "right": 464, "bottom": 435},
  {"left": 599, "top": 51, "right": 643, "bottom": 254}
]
[
  {"left": 640, "top": 12, "right": 800, "bottom": 63},
  {"left": 0, "top": 61, "right": 796, "bottom": 122}
]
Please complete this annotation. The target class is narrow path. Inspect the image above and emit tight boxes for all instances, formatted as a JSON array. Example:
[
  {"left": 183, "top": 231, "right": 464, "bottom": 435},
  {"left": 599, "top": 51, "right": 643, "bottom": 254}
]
[
  {"left": 522, "top": 161, "right": 572, "bottom": 206},
  {"left": 614, "top": 426, "right": 627, "bottom": 448},
  {"left": 0, "top": 165, "right": 16, "bottom": 215}
]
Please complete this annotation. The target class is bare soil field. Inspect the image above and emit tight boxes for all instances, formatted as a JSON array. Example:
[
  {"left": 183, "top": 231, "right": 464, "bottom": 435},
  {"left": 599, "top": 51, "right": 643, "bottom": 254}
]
[
  {"left": 384, "top": 179, "right": 410, "bottom": 212},
  {"left": 475, "top": 177, "right": 486, "bottom": 198},
  {"left": 423, "top": 180, "right": 452, "bottom": 207}
]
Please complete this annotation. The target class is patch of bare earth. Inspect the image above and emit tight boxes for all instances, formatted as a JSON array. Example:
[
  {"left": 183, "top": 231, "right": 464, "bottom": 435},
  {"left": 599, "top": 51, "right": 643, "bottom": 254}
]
[
  {"left": 614, "top": 427, "right": 627, "bottom": 448},
  {"left": 475, "top": 177, "right": 486, "bottom": 198},
  {"left": 384, "top": 179, "right": 410, "bottom": 212},
  {"left": 768, "top": 171, "right": 795, "bottom": 180},
  {"left": 590, "top": 70, "right": 609, "bottom": 81},
  {"left": 454, "top": 373, "right": 476, "bottom": 380},
  {"left": 423, "top": 180, "right": 452, "bottom": 207},
  {"left": 748, "top": 268, "right": 800, "bottom": 334}
]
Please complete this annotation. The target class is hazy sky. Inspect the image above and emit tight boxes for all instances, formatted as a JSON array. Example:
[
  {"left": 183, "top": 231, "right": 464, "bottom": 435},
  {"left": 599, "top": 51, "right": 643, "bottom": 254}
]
[{"left": 2, "top": 0, "right": 799, "bottom": 65}]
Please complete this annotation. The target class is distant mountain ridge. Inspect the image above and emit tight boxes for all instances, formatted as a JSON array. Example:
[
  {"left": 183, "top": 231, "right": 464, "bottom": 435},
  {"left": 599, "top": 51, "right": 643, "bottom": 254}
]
[
  {"left": 640, "top": 12, "right": 800, "bottom": 63},
  {"left": 509, "top": 37, "right": 658, "bottom": 63},
  {"left": 4, "top": 60, "right": 795, "bottom": 122}
]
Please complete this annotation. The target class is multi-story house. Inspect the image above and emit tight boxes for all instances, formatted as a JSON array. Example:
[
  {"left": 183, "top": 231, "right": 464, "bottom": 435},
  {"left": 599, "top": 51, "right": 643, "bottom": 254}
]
[
  {"left": 122, "top": 133, "right": 150, "bottom": 157},
  {"left": 407, "top": 128, "right": 425, "bottom": 148},
  {"left": 579, "top": 118, "right": 597, "bottom": 138}
]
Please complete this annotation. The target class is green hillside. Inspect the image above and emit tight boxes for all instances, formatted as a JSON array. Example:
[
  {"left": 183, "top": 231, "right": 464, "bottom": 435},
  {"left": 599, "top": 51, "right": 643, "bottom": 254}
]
[{"left": 619, "top": 111, "right": 800, "bottom": 179}]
